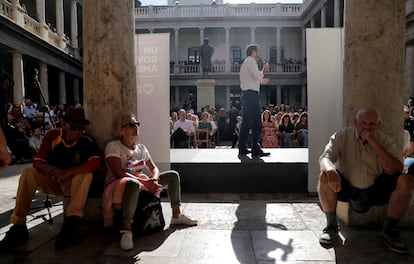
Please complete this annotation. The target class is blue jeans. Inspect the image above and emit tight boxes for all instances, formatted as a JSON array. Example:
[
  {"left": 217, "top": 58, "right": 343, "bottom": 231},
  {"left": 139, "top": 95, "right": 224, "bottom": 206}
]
[
  {"left": 296, "top": 131, "right": 308, "bottom": 147},
  {"left": 238, "top": 90, "right": 262, "bottom": 152}
]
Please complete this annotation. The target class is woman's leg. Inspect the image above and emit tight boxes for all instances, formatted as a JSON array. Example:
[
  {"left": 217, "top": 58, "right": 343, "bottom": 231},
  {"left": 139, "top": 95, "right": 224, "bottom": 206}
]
[
  {"left": 121, "top": 180, "right": 140, "bottom": 230},
  {"left": 158, "top": 170, "right": 181, "bottom": 217}
]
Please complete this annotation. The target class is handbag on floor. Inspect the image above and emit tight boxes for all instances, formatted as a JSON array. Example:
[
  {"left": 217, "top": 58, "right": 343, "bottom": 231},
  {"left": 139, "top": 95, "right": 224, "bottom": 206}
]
[{"left": 132, "top": 190, "right": 165, "bottom": 235}]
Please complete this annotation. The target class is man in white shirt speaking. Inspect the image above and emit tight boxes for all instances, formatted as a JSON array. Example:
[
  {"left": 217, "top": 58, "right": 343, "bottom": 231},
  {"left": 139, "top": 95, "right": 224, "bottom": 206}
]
[{"left": 238, "top": 44, "right": 270, "bottom": 157}]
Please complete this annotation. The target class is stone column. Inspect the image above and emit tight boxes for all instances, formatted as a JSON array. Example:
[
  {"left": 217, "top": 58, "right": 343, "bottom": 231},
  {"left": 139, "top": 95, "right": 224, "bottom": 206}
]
[
  {"left": 301, "top": 84, "right": 307, "bottom": 108},
  {"left": 225, "top": 27, "right": 230, "bottom": 72},
  {"left": 73, "top": 77, "right": 80, "bottom": 103},
  {"left": 70, "top": 0, "right": 78, "bottom": 49},
  {"left": 276, "top": 85, "right": 281, "bottom": 106},
  {"left": 250, "top": 26, "right": 256, "bottom": 44},
  {"left": 174, "top": 28, "right": 180, "bottom": 74},
  {"left": 343, "top": 0, "right": 405, "bottom": 143},
  {"left": 276, "top": 27, "right": 282, "bottom": 72},
  {"left": 56, "top": 0, "right": 64, "bottom": 36},
  {"left": 58, "top": 71, "right": 66, "bottom": 104},
  {"left": 12, "top": 50, "right": 25, "bottom": 104},
  {"left": 36, "top": 0, "right": 48, "bottom": 39},
  {"left": 310, "top": 17, "right": 315, "bottom": 28},
  {"left": 199, "top": 27, "right": 204, "bottom": 46},
  {"left": 39, "top": 62, "right": 49, "bottom": 104},
  {"left": 334, "top": 0, "right": 340, "bottom": 27},
  {"left": 225, "top": 85, "right": 231, "bottom": 110},
  {"left": 321, "top": 5, "right": 327, "bottom": 28},
  {"left": 175, "top": 86, "right": 180, "bottom": 109},
  {"left": 56, "top": 0, "right": 65, "bottom": 48},
  {"left": 83, "top": 0, "right": 137, "bottom": 151},
  {"left": 195, "top": 79, "right": 216, "bottom": 113},
  {"left": 301, "top": 27, "right": 306, "bottom": 63}
]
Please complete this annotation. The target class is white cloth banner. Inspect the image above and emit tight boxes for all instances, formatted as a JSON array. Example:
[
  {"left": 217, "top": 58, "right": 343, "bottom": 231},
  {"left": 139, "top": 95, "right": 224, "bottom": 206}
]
[{"left": 136, "top": 33, "right": 170, "bottom": 171}]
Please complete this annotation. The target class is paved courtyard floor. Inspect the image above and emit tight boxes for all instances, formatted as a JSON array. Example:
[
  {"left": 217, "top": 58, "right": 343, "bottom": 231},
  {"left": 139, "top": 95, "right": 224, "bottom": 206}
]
[{"left": 1, "top": 164, "right": 414, "bottom": 263}]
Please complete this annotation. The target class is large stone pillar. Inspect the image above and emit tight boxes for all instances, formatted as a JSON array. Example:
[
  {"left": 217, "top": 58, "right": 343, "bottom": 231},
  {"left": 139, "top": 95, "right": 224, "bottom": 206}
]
[
  {"left": 83, "top": 0, "right": 137, "bottom": 151},
  {"left": 12, "top": 50, "right": 25, "bottom": 104},
  {"left": 195, "top": 79, "right": 216, "bottom": 113},
  {"left": 343, "top": 0, "right": 405, "bottom": 144}
]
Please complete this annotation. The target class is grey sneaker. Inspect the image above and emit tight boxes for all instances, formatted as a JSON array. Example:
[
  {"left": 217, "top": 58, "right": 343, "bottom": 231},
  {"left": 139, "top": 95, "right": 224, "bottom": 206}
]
[
  {"left": 319, "top": 225, "right": 339, "bottom": 245},
  {"left": 381, "top": 230, "right": 408, "bottom": 254}
]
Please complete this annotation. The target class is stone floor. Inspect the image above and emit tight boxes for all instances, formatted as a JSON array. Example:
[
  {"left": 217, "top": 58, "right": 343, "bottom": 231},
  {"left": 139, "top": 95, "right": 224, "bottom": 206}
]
[{"left": 1, "top": 164, "right": 414, "bottom": 263}]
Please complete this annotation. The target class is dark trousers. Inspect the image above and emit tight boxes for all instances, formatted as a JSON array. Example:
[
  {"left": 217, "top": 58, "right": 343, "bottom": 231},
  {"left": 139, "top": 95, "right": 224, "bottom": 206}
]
[{"left": 238, "top": 90, "right": 262, "bottom": 152}]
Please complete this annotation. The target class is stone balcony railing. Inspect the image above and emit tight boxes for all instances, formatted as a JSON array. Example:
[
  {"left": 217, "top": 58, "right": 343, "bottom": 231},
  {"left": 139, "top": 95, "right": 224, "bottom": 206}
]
[
  {"left": 171, "top": 63, "right": 305, "bottom": 75},
  {"left": 0, "top": 0, "right": 77, "bottom": 57},
  {"left": 135, "top": 3, "right": 302, "bottom": 19}
]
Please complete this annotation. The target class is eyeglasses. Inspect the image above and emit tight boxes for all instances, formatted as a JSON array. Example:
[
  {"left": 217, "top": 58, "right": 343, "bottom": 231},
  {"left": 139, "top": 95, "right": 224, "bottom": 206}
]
[
  {"left": 65, "top": 122, "right": 86, "bottom": 132},
  {"left": 122, "top": 121, "right": 140, "bottom": 128}
]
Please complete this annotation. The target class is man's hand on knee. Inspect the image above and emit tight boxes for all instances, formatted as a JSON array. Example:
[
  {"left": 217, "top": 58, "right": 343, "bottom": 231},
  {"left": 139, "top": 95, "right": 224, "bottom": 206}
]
[{"left": 327, "top": 170, "right": 342, "bottom": 192}]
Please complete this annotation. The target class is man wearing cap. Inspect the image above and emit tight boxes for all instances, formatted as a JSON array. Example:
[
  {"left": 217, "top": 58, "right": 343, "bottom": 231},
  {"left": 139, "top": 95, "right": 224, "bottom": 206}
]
[{"left": 0, "top": 107, "right": 101, "bottom": 252}]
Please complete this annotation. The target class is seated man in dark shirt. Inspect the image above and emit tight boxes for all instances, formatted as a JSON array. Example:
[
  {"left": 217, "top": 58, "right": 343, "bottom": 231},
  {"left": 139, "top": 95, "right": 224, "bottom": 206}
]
[{"left": 0, "top": 108, "right": 101, "bottom": 252}]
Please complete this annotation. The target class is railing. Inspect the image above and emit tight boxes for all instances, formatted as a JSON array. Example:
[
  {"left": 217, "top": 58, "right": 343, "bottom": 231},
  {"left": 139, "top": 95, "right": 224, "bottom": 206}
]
[
  {"left": 0, "top": 0, "right": 12, "bottom": 19},
  {"left": 135, "top": 3, "right": 302, "bottom": 19},
  {"left": 24, "top": 15, "right": 40, "bottom": 35},
  {"left": 172, "top": 63, "right": 305, "bottom": 75},
  {"left": 48, "top": 30, "right": 60, "bottom": 47},
  {"left": 0, "top": 0, "right": 77, "bottom": 56}
]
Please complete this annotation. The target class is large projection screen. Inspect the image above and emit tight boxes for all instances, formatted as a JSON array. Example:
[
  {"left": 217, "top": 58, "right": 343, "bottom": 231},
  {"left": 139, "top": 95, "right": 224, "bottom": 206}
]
[
  {"left": 136, "top": 33, "right": 170, "bottom": 172},
  {"left": 307, "top": 28, "right": 343, "bottom": 194}
]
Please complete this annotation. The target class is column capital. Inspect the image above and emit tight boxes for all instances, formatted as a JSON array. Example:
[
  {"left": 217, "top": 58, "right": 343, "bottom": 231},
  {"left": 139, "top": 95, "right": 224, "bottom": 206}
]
[
  {"left": 173, "top": 27, "right": 180, "bottom": 32},
  {"left": 250, "top": 26, "right": 256, "bottom": 30},
  {"left": 224, "top": 27, "right": 231, "bottom": 31},
  {"left": 199, "top": 27, "right": 205, "bottom": 31}
]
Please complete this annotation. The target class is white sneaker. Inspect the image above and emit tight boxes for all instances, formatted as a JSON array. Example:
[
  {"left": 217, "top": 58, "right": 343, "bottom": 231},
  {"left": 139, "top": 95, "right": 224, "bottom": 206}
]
[
  {"left": 120, "top": 230, "right": 134, "bottom": 251},
  {"left": 170, "top": 214, "right": 198, "bottom": 226}
]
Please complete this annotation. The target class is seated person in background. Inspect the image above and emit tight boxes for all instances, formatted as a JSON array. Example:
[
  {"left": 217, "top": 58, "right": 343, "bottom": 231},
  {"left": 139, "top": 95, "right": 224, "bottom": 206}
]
[
  {"left": 103, "top": 113, "right": 197, "bottom": 250},
  {"left": 295, "top": 112, "right": 308, "bottom": 147},
  {"left": 28, "top": 127, "right": 44, "bottom": 155},
  {"left": 278, "top": 113, "right": 296, "bottom": 147},
  {"left": 403, "top": 106, "right": 414, "bottom": 156},
  {"left": 261, "top": 110, "right": 278, "bottom": 148},
  {"left": 170, "top": 109, "right": 195, "bottom": 148},
  {"left": 0, "top": 108, "right": 101, "bottom": 252},
  {"left": 318, "top": 108, "right": 414, "bottom": 254}
]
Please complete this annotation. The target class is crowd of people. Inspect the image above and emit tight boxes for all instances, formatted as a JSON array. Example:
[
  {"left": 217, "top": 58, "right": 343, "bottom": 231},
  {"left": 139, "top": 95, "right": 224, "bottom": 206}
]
[
  {"left": 2, "top": 99, "right": 79, "bottom": 164},
  {"left": 169, "top": 103, "right": 308, "bottom": 149}
]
